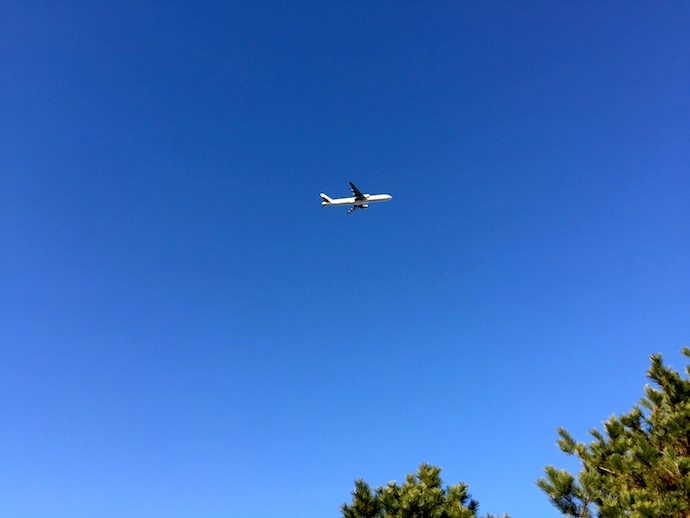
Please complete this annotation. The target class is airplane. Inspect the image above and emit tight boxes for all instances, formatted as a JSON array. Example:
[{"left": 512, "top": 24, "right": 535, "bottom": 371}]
[{"left": 320, "top": 182, "right": 392, "bottom": 215}]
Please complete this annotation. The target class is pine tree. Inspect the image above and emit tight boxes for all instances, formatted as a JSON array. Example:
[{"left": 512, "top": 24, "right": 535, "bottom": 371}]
[
  {"left": 341, "top": 463, "right": 509, "bottom": 518},
  {"left": 538, "top": 347, "right": 690, "bottom": 517}
]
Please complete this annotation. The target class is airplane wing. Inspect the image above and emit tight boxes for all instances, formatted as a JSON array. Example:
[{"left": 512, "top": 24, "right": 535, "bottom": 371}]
[
  {"left": 346, "top": 204, "right": 368, "bottom": 215},
  {"left": 349, "top": 182, "right": 366, "bottom": 201}
]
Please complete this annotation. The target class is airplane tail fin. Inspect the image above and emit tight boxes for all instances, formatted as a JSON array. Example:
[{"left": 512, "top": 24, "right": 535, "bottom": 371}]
[{"left": 320, "top": 193, "right": 333, "bottom": 206}]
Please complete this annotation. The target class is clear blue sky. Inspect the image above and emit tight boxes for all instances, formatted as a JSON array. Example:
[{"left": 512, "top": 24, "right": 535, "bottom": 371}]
[{"left": 2, "top": 2, "right": 689, "bottom": 517}]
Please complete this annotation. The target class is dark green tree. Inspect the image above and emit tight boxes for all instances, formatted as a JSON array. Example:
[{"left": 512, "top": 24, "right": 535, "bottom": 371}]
[
  {"left": 538, "top": 347, "right": 690, "bottom": 517},
  {"left": 341, "top": 463, "right": 509, "bottom": 518}
]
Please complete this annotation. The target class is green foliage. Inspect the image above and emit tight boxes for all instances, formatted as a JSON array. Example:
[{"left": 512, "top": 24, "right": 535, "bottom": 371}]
[
  {"left": 341, "top": 463, "right": 509, "bottom": 518},
  {"left": 538, "top": 348, "right": 690, "bottom": 518}
]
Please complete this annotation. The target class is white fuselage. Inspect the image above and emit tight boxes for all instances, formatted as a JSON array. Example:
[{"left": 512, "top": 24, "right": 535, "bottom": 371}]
[{"left": 322, "top": 193, "right": 392, "bottom": 206}]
